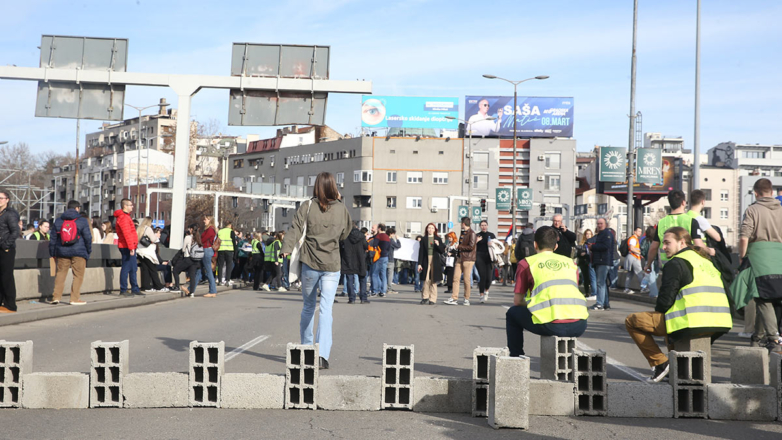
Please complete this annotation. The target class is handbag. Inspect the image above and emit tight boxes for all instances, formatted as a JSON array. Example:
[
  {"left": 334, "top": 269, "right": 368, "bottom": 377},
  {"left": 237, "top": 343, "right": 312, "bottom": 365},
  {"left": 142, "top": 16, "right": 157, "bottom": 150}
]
[
  {"left": 139, "top": 228, "right": 152, "bottom": 248},
  {"left": 288, "top": 200, "right": 313, "bottom": 284}
]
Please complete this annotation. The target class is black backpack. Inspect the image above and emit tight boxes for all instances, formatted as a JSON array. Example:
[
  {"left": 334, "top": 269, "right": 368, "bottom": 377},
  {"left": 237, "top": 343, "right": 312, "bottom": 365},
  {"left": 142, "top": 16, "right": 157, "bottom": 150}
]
[{"left": 619, "top": 238, "right": 629, "bottom": 257}]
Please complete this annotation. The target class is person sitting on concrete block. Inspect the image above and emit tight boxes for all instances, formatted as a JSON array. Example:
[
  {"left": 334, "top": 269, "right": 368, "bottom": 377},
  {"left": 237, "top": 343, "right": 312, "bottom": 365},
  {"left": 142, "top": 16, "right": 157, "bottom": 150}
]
[
  {"left": 625, "top": 226, "right": 732, "bottom": 383},
  {"left": 506, "top": 226, "right": 589, "bottom": 357}
]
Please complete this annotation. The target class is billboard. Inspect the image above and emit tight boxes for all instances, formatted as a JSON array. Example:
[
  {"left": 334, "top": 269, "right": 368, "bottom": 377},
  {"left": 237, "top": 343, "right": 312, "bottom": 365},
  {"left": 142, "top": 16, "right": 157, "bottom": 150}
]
[
  {"left": 635, "top": 148, "right": 663, "bottom": 185},
  {"left": 516, "top": 188, "right": 533, "bottom": 210},
  {"left": 495, "top": 188, "right": 511, "bottom": 211},
  {"left": 361, "top": 96, "right": 459, "bottom": 129},
  {"left": 599, "top": 147, "right": 627, "bottom": 183},
  {"left": 464, "top": 96, "right": 573, "bottom": 138},
  {"left": 601, "top": 156, "right": 683, "bottom": 195}
]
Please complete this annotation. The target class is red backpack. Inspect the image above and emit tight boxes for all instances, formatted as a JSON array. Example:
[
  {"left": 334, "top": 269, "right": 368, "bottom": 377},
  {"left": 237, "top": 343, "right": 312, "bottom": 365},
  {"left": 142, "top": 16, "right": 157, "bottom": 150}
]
[{"left": 60, "top": 219, "right": 79, "bottom": 246}]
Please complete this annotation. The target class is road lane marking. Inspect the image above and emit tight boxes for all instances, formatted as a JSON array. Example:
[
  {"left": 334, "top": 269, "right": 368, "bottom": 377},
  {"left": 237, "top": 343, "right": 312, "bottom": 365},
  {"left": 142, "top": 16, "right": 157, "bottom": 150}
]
[
  {"left": 225, "top": 334, "right": 270, "bottom": 362},
  {"left": 502, "top": 305, "right": 648, "bottom": 382}
]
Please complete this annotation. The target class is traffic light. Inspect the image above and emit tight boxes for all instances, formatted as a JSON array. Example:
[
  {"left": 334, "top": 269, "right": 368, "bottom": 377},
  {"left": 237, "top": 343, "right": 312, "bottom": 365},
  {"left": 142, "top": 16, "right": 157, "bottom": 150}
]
[
  {"left": 480, "top": 199, "right": 487, "bottom": 212},
  {"left": 540, "top": 203, "right": 546, "bottom": 217}
]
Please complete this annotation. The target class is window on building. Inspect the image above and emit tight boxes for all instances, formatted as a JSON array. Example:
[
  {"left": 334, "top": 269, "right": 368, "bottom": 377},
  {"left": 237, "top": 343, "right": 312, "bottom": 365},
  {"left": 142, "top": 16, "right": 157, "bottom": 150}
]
[
  {"left": 473, "top": 152, "right": 489, "bottom": 169},
  {"left": 233, "top": 159, "right": 244, "bottom": 169},
  {"left": 406, "top": 197, "right": 422, "bottom": 209},
  {"left": 473, "top": 174, "right": 488, "bottom": 190},
  {"left": 432, "top": 172, "right": 448, "bottom": 184},
  {"left": 544, "top": 153, "right": 561, "bottom": 169},
  {"left": 702, "top": 207, "right": 711, "bottom": 219},
  {"left": 385, "top": 222, "right": 396, "bottom": 228},
  {"left": 353, "top": 170, "right": 373, "bottom": 182},
  {"left": 406, "top": 221, "right": 422, "bottom": 236},
  {"left": 336, "top": 173, "right": 344, "bottom": 185},
  {"left": 720, "top": 190, "right": 729, "bottom": 202},
  {"left": 720, "top": 208, "right": 729, "bottom": 220},
  {"left": 544, "top": 175, "right": 560, "bottom": 191},
  {"left": 407, "top": 171, "right": 423, "bottom": 184},
  {"left": 741, "top": 151, "right": 765, "bottom": 159},
  {"left": 618, "top": 205, "right": 628, "bottom": 214},
  {"left": 431, "top": 197, "right": 448, "bottom": 210},
  {"left": 296, "top": 176, "right": 304, "bottom": 188},
  {"left": 701, "top": 189, "right": 712, "bottom": 201},
  {"left": 270, "top": 155, "right": 275, "bottom": 166},
  {"left": 387, "top": 171, "right": 397, "bottom": 183},
  {"left": 308, "top": 175, "right": 317, "bottom": 187},
  {"left": 436, "top": 223, "right": 448, "bottom": 234},
  {"left": 282, "top": 178, "right": 290, "bottom": 195},
  {"left": 387, "top": 197, "right": 396, "bottom": 208},
  {"left": 353, "top": 195, "right": 372, "bottom": 208}
]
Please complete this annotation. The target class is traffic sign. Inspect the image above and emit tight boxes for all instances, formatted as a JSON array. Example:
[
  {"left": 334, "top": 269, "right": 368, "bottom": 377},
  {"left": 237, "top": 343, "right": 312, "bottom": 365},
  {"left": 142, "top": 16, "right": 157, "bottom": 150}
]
[
  {"left": 516, "top": 188, "right": 533, "bottom": 210},
  {"left": 447, "top": 221, "right": 454, "bottom": 230},
  {"left": 495, "top": 187, "right": 511, "bottom": 211},
  {"left": 471, "top": 206, "right": 482, "bottom": 224},
  {"left": 457, "top": 205, "right": 469, "bottom": 220}
]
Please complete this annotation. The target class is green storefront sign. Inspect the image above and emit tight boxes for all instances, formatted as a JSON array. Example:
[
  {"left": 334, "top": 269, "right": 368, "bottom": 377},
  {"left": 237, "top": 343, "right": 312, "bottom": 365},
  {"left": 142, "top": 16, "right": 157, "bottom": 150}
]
[
  {"left": 599, "top": 146, "right": 627, "bottom": 182},
  {"left": 471, "top": 206, "right": 482, "bottom": 224},
  {"left": 635, "top": 148, "right": 662, "bottom": 185},
  {"left": 495, "top": 188, "right": 511, "bottom": 211},
  {"left": 516, "top": 188, "right": 533, "bottom": 210}
]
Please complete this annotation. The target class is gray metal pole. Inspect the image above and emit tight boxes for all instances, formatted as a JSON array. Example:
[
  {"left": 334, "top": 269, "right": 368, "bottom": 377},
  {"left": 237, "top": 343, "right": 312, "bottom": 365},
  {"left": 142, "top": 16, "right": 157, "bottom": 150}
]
[
  {"left": 626, "top": 0, "right": 639, "bottom": 240},
  {"left": 690, "top": 0, "right": 701, "bottom": 190},
  {"left": 468, "top": 126, "right": 472, "bottom": 215},
  {"left": 137, "top": 110, "right": 142, "bottom": 218},
  {"left": 512, "top": 84, "right": 518, "bottom": 238}
]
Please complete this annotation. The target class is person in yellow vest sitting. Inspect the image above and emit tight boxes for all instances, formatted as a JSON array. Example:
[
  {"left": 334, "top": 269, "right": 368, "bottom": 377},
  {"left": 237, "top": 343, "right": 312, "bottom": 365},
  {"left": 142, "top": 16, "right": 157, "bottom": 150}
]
[
  {"left": 506, "top": 226, "right": 589, "bottom": 357},
  {"left": 217, "top": 221, "right": 238, "bottom": 286},
  {"left": 625, "top": 226, "right": 732, "bottom": 382}
]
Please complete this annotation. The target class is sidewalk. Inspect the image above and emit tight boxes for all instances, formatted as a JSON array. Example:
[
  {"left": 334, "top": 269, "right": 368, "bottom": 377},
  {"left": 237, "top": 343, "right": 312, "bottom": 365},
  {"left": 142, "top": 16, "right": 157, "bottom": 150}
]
[{"left": 0, "top": 282, "right": 247, "bottom": 328}]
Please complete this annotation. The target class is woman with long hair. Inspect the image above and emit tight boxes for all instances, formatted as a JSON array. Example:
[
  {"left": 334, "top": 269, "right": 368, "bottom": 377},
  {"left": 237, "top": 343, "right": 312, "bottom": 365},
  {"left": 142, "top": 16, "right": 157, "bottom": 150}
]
[
  {"left": 417, "top": 223, "right": 446, "bottom": 305},
  {"left": 577, "top": 229, "right": 594, "bottom": 297},
  {"left": 136, "top": 217, "right": 166, "bottom": 292},
  {"left": 173, "top": 224, "right": 201, "bottom": 297},
  {"left": 443, "top": 231, "right": 458, "bottom": 294},
  {"left": 197, "top": 215, "right": 218, "bottom": 297},
  {"left": 91, "top": 216, "right": 105, "bottom": 243},
  {"left": 281, "top": 172, "right": 352, "bottom": 370},
  {"left": 624, "top": 226, "right": 731, "bottom": 383},
  {"left": 102, "top": 221, "right": 117, "bottom": 245}
]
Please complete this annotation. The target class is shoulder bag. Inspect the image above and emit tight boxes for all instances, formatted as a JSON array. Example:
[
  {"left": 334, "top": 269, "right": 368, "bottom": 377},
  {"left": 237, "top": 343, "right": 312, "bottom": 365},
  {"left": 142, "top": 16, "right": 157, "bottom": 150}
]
[
  {"left": 288, "top": 200, "right": 313, "bottom": 284},
  {"left": 139, "top": 227, "right": 152, "bottom": 248}
]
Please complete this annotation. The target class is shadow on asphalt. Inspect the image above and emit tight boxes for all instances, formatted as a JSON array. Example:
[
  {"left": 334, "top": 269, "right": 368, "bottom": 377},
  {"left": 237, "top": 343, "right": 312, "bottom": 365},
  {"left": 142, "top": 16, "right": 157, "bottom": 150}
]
[{"left": 155, "top": 336, "right": 284, "bottom": 363}]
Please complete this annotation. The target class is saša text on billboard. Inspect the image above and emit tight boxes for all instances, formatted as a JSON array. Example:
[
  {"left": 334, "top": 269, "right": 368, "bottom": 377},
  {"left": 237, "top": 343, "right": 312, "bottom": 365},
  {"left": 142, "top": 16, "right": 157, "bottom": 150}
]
[{"left": 464, "top": 96, "right": 573, "bottom": 138}]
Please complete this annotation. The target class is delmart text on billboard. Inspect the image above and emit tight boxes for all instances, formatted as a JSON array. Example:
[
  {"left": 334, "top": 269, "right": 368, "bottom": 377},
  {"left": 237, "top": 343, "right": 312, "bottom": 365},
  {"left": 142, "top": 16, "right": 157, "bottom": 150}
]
[
  {"left": 361, "top": 96, "right": 459, "bottom": 129},
  {"left": 464, "top": 96, "right": 573, "bottom": 138}
]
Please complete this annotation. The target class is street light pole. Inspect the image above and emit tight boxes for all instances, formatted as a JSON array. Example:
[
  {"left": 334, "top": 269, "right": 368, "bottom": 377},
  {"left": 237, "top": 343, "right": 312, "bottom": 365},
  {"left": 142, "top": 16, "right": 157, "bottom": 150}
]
[
  {"left": 693, "top": 0, "right": 701, "bottom": 190},
  {"left": 482, "top": 74, "right": 549, "bottom": 238},
  {"left": 626, "top": 0, "right": 639, "bottom": 241}
]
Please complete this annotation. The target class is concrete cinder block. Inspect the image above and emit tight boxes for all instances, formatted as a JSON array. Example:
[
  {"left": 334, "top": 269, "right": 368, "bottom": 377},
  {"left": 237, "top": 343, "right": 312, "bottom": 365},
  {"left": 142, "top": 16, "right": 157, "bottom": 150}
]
[
  {"left": 22, "top": 372, "right": 89, "bottom": 409},
  {"left": 90, "top": 340, "right": 129, "bottom": 408},
  {"left": 529, "top": 379, "right": 575, "bottom": 416},
  {"left": 670, "top": 350, "right": 708, "bottom": 386},
  {"left": 0, "top": 340, "right": 33, "bottom": 408},
  {"left": 189, "top": 341, "right": 225, "bottom": 407},
  {"left": 730, "top": 347, "right": 769, "bottom": 385},
  {"left": 221, "top": 373, "right": 285, "bottom": 409},
  {"left": 673, "top": 338, "right": 711, "bottom": 383},
  {"left": 286, "top": 343, "right": 319, "bottom": 409},
  {"left": 488, "top": 355, "right": 530, "bottom": 430},
  {"left": 707, "top": 384, "right": 777, "bottom": 421},
  {"left": 473, "top": 347, "right": 509, "bottom": 383},
  {"left": 540, "top": 337, "right": 577, "bottom": 381},
  {"left": 412, "top": 377, "right": 471, "bottom": 413},
  {"left": 573, "top": 349, "right": 607, "bottom": 416},
  {"left": 771, "top": 352, "right": 782, "bottom": 421},
  {"left": 382, "top": 344, "right": 414, "bottom": 410},
  {"left": 674, "top": 384, "right": 707, "bottom": 418},
  {"left": 606, "top": 382, "right": 673, "bottom": 418},
  {"left": 472, "top": 382, "right": 489, "bottom": 417},
  {"left": 318, "top": 375, "right": 381, "bottom": 411},
  {"left": 123, "top": 373, "right": 188, "bottom": 408}
]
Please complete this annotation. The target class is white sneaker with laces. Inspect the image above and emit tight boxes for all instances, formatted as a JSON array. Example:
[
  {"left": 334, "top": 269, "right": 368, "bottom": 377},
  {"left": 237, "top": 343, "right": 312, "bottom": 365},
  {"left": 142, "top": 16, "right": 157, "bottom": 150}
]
[
  {"left": 278, "top": 287, "right": 288, "bottom": 292},
  {"left": 462, "top": 299, "right": 471, "bottom": 306},
  {"left": 159, "top": 287, "right": 170, "bottom": 293},
  {"left": 480, "top": 295, "right": 486, "bottom": 303},
  {"left": 586, "top": 295, "right": 597, "bottom": 301},
  {"left": 443, "top": 298, "right": 458, "bottom": 305}
]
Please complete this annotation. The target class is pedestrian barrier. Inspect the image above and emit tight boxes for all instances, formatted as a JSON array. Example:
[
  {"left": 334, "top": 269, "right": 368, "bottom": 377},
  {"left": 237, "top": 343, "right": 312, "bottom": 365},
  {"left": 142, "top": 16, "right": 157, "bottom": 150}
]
[
  {"left": 672, "top": 337, "right": 712, "bottom": 383},
  {"left": 381, "top": 344, "right": 414, "bottom": 410},
  {"left": 471, "top": 347, "right": 508, "bottom": 417},
  {"left": 540, "top": 336, "right": 576, "bottom": 381},
  {"left": 730, "top": 347, "right": 769, "bottom": 385},
  {"left": 2, "top": 340, "right": 781, "bottom": 425}
]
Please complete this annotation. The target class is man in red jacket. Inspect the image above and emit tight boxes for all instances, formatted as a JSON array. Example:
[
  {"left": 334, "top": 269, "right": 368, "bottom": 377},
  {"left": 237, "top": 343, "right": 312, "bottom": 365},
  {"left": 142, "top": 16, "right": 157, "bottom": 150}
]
[{"left": 114, "top": 198, "right": 142, "bottom": 296}]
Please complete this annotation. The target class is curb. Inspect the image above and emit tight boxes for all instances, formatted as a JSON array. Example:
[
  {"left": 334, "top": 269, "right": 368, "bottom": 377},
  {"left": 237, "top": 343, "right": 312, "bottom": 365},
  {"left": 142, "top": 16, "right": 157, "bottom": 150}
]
[{"left": 0, "top": 284, "right": 247, "bottom": 328}]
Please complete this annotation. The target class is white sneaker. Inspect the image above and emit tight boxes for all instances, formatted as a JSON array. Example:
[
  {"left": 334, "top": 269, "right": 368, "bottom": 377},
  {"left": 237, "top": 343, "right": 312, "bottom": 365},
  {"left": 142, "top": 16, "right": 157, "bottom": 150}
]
[
  {"left": 443, "top": 298, "right": 458, "bottom": 305},
  {"left": 491, "top": 280, "right": 496, "bottom": 285},
  {"left": 159, "top": 287, "right": 170, "bottom": 293},
  {"left": 623, "top": 288, "right": 632, "bottom": 294},
  {"left": 462, "top": 299, "right": 471, "bottom": 306},
  {"left": 262, "top": 284, "right": 270, "bottom": 292},
  {"left": 70, "top": 301, "right": 86, "bottom": 305},
  {"left": 586, "top": 295, "right": 597, "bottom": 301},
  {"left": 188, "top": 293, "right": 194, "bottom": 298},
  {"left": 278, "top": 287, "right": 288, "bottom": 292},
  {"left": 480, "top": 295, "right": 486, "bottom": 303}
]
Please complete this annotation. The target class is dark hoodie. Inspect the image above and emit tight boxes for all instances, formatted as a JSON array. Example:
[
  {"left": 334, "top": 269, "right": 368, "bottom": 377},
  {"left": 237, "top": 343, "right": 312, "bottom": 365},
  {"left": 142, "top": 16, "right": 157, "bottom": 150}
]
[
  {"left": 50, "top": 209, "right": 92, "bottom": 259},
  {"left": 341, "top": 227, "right": 369, "bottom": 277},
  {"left": 515, "top": 227, "right": 536, "bottom": 262}
]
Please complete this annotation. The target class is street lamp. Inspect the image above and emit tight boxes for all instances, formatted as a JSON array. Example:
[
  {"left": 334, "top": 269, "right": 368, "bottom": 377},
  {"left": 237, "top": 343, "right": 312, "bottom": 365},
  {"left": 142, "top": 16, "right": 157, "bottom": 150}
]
[
  {"left": 125, "top": 101, "right": 169, "bottom": 217},
  {"left": 482, "top": 74, "right": 548, "bottom": 237},
  {"left": 445, "top": 116, "right": 496, "bottom": 216}
]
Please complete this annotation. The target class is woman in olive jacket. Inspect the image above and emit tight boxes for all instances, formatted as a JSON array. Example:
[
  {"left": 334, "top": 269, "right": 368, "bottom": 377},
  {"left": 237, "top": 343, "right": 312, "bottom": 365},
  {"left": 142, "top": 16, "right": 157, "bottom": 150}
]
[{"left": 417, "top": 223, "right": 446, "bottom": 305}]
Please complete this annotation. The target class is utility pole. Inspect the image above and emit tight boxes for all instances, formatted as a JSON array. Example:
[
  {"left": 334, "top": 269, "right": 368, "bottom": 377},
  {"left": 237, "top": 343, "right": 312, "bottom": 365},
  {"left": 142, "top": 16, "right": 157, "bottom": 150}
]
[
  {"left": 74, "top": 119, "right": 80, "bottom": 191},
  {"left": 626, "top": 0, "right": 639, "bottom": 240},
  {"left": 693, "top": 0, "right": 702, "bottom": 189}
]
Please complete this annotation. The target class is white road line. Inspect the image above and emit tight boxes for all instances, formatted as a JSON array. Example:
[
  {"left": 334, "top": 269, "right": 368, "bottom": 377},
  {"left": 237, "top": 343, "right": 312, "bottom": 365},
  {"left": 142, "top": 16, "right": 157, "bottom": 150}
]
[
  {"left": 225, "top": 334, "right": 270, "bottom": 362},
  {"left": 502, "top": 305, "right": 649, "bottom": 382}
]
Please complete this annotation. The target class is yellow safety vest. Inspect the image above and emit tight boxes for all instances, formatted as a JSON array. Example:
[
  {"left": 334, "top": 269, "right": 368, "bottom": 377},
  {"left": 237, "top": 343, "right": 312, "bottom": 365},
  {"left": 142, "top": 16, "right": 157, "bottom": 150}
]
[
  {"left": 657, "top": 214, "right": 693, "bottom": 262},
  {"left": 525, "top": 253, "right": 589, "bottom": 324},
  {"left": 664, "top": 249, "right": 732, "bottom": 334},
  {"left": 264, "top": 240, "right": 282, "bottom": 263},
  {"left": 218, "top": 228, "right": 234, "bottom": 251},
  {"left": 251, "top": 239, "right": 261, "bottom": 255}
]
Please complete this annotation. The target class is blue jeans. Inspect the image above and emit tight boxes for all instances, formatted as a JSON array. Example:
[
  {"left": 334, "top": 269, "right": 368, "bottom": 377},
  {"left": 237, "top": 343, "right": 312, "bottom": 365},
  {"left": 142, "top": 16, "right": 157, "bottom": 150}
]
[
  {"left": 589, "top": 265, "right": 597, "bottom": 297},
  {"left": 195, "top": 247, "right": 217, "bottom": 294},
  {"left": 371, "top": 257, "right": 388, "bottom": 294},
  {"left": 414, "top": 269, "right": 422, "bottom": 291},
  {"left": 300, "top": 263, "right": 340, "bottom": 360},
  {"left": 119, "top": 248, "right": 140, "bottom": 293},
  {"left": 506, "top": 305, "right": 587, "bottom": 357},
  {"left": 609, "top": 259, "right": 619, "bottom": 288},
  {"left": 472, "top": 266, "right": 480, "bottom": 286},
  {"left": 282, "top": 259, "right": 290, "bottom": 288},
  {"left": 359, "top": 275, "right": 369, "bottom": 301},
  {"left": 345, "top": 274, "right": 359, "bottom": 302},
  {"left": 595, "top": 264, "right": 610, "bottom": 308}
]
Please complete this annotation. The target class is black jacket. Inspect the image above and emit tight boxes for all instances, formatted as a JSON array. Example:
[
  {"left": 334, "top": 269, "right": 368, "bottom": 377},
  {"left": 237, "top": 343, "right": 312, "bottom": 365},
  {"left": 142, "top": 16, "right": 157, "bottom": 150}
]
[
  {"left": 341, "top": 228, "right": 368, "bottom": 277},
  {"left": 0, "top": 206, "right": 21, "bottom": 250},
  {"left": 554, "top": 227, "right": 577, "bottom": 258},
  {"left": 515, "top": 228, "right": 536, "bottom": 262},
  {"left": 590, "top": 229, "right": 614, "bottom": 266},
  {"left": 418, "top": 235, "right": 446, "bottom": 283}
]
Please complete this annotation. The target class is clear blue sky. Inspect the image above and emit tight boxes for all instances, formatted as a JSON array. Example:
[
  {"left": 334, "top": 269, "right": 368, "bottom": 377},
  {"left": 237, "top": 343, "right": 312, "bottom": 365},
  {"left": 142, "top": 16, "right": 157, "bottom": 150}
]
[{"left": 1, "top": 0, "right": 780, "bottom": 156}]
